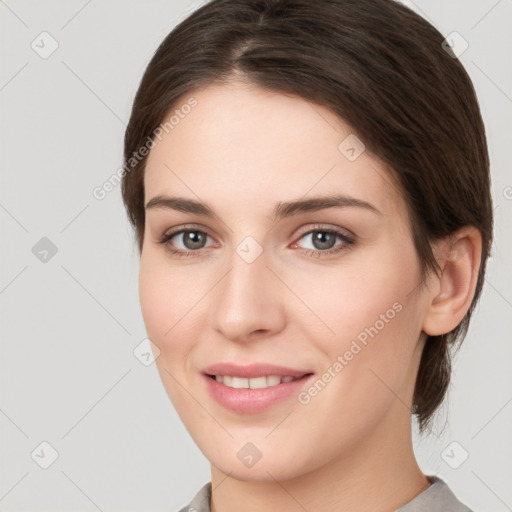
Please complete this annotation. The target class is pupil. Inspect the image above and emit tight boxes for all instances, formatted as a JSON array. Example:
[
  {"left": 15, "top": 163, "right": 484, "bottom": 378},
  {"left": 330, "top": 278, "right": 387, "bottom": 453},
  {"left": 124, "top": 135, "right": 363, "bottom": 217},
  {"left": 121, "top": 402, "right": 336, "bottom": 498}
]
[
  {"left": 313, "top": 231, "right": 335, "bottom": 250},
  {"left": 184, "top": 231, "right": 205, "bottom": 250}
]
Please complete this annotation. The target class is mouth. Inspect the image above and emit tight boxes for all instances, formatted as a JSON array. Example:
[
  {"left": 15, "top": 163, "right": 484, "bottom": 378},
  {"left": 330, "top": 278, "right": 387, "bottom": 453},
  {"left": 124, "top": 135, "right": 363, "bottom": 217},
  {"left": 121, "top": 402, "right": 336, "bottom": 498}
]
[
  {"left": 201, "top": 363, "right": 314, "bottom": 414},
  {"left": 206, "top": 374, "right": 306, "bottom": 389}
]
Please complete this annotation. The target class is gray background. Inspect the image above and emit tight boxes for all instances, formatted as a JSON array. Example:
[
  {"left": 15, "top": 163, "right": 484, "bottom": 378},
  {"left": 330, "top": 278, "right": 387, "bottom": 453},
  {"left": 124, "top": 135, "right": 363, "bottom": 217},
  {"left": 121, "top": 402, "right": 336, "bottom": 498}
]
[{"left": 1, "top": 0, "right": 511, "bottom": 510}]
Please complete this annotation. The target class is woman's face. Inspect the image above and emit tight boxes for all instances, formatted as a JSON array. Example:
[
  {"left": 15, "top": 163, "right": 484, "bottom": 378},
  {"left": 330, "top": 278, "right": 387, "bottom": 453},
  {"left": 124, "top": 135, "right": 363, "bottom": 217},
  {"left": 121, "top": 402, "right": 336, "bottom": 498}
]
[{"left": 140, "top": 81, "right": 430, "bottom": 481}]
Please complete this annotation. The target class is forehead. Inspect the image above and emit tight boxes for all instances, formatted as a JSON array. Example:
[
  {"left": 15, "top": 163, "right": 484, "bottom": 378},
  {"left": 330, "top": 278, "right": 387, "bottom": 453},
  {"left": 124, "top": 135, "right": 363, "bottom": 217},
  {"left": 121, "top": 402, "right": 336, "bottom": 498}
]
[{"left": 144, "top": 82, "right": 403, "bottom": 219}]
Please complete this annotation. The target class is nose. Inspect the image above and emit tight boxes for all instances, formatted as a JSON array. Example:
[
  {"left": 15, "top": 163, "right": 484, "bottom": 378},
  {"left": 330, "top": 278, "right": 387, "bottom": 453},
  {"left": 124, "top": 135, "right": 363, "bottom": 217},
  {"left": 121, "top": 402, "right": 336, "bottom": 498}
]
[{"left": 209, "top": 247, "right": 287, "bottom": 343}]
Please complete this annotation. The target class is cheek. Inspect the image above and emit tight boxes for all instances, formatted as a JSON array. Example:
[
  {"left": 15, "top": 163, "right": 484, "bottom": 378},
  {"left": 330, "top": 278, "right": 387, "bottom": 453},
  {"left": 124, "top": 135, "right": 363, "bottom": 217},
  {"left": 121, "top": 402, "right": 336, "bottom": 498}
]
[
  {"left": 289, "top": 244, "right": 423, "bottom": 400},
  {"left": 139, "top": 257, "right": 168, "bottom": 339},
  {"left": 286, "top": 249, "right": 420, "bottom": 349},
  {"left": 138, "top": 252, "right": 198, "bottom": 409},
  {"left": 139, "top": 250, "right": 191, "bottom": 353},
  {"left": 138, "top": 247, "right": 217, "bottom": 385}
]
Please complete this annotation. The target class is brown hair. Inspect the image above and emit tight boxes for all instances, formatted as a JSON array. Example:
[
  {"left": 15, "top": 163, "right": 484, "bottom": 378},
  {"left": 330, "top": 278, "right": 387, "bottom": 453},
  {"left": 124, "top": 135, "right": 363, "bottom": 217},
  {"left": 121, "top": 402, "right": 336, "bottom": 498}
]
[{"left": 122, "top": 0, "right": 493, "bottom": 433}]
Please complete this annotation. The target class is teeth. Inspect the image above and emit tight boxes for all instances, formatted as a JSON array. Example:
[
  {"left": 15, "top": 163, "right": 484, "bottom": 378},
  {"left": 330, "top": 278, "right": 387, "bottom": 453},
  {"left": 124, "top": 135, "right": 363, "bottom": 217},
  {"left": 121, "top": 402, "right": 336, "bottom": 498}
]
[
  {"left": 266, "top": 375, "right": 281, "bottom": 387},
  {"left": 232, "top": 377, "right": 249, "bottom": 388},
  {"left": 213, "top": 375, "right": 300, "bottom": 389},
  {"left": 248, "top": 376, "right": 267, "bottom": 389}
]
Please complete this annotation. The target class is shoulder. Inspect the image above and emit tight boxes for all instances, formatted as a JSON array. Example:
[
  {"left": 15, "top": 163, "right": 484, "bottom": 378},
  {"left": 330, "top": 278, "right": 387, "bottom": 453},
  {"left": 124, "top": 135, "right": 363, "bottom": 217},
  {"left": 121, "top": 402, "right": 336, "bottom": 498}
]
[
  {"left": 396, "top": 475, "right": 474, "bottom": 512},
  {"left": 177, "top": 482, "right": 212, "bottom": 512}
]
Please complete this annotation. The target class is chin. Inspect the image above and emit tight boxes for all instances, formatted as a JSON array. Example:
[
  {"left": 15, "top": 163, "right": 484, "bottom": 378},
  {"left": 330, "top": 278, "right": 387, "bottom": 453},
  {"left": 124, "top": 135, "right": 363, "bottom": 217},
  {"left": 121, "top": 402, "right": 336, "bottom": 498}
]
[{"left": 198, "top": 435, "right": 324, "bottom": 483}]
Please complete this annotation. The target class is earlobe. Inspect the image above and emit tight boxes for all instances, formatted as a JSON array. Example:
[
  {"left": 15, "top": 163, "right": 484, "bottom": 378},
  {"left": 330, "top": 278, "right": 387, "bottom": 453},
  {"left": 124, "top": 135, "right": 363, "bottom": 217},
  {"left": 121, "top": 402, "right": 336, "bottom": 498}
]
[{"left": 422, "top": 226, "right": 482, "bottom": 336}]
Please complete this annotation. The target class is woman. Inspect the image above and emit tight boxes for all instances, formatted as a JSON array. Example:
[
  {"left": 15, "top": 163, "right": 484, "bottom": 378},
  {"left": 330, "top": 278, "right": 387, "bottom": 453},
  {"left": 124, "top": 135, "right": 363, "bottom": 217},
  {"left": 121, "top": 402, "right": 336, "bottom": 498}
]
[{"left": 121, "top": 0, "right": 493, "bottom": 510}]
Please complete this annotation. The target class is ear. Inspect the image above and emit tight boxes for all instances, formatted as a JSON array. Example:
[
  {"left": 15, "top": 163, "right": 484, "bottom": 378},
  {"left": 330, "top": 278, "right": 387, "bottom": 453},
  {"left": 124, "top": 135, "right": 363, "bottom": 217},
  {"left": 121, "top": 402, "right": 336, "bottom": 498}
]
[{"left": 422, "top": 226, "right": 482, "bottom": 336}]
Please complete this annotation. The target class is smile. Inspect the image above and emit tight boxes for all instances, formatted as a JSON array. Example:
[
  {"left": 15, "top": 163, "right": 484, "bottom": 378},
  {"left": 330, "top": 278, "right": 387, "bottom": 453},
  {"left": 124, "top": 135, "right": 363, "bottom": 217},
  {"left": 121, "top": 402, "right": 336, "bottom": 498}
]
[
  {"left": 202, "top": 363, "right": 314, "bottom": 413},
  {"left": 209, "top": 374, "right": 303, "bottom": 389}
]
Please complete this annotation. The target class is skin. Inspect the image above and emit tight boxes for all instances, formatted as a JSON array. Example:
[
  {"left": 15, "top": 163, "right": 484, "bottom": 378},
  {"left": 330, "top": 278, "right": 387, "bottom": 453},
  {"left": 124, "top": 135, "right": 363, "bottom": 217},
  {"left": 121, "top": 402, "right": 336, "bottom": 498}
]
[{"left": 139, "top": 80, "right": 482, "bottom": 512}]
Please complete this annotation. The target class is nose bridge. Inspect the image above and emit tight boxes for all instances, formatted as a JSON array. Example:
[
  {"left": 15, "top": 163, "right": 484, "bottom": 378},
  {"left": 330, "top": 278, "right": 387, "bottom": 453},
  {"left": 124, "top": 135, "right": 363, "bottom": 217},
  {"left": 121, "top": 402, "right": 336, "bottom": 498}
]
[{"left": 210, "top": 240, "right": 284, "bottom": 340}]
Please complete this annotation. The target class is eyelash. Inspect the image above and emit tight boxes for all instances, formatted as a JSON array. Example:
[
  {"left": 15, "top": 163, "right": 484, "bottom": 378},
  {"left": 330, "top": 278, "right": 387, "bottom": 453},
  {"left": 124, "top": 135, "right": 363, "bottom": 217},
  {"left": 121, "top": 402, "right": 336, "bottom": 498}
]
[{"left": 157, "top": 223, "right": 355, "bottom": 259}]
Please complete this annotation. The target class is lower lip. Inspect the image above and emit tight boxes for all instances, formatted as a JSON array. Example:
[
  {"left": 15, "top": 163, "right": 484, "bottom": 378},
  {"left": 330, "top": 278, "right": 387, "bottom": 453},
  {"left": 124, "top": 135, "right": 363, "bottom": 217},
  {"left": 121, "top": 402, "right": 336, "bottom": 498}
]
[{"left": 203, "top": 374, "right": 314, "bottom": 414}]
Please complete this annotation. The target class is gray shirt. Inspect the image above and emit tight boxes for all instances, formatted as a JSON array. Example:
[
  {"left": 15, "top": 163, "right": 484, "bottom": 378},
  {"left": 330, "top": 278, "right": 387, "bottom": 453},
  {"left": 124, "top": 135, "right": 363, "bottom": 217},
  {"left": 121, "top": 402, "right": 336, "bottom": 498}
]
[{"left": 178, "top": 475, "right": 473, "bottom": 512}]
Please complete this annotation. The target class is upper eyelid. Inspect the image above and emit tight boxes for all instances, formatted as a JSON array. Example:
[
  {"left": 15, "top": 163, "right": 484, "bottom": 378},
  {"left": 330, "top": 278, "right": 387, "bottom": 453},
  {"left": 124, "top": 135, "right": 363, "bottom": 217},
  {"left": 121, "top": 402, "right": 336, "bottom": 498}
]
[
  {"left": 164, "top": 223, "right": 214, "bottom": 237},
  {"left": 295, "top": 223, "right": 353, "bottom": 237},
  {"left": 163, "top": 222, "right": 351, "bottom": 235}
]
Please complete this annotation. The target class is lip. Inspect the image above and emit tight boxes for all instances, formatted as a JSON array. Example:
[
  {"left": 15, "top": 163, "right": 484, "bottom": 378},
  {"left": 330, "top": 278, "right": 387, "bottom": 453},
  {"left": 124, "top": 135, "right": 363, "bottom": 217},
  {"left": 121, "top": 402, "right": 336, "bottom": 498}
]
[
  {"left": 202, "top": 363, "right": 311, "bottom": 379},
  {"left": 202, "top": 363, "right": 314, "bottom": 414}
]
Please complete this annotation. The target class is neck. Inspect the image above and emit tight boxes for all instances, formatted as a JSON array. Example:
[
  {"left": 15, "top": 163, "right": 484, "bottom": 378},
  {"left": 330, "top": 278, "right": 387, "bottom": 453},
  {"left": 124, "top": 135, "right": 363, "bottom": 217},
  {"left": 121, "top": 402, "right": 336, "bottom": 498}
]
[{"left": 210, "top": 407, "right": 430, "bottom": 512}]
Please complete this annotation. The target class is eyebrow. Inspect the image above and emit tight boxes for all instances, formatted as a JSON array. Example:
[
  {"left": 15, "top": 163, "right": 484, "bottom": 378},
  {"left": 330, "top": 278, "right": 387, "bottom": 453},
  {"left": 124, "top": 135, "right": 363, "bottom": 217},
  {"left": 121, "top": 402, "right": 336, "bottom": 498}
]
[{"left": 145, "top": 194, "right": 381, "bottom": 220}]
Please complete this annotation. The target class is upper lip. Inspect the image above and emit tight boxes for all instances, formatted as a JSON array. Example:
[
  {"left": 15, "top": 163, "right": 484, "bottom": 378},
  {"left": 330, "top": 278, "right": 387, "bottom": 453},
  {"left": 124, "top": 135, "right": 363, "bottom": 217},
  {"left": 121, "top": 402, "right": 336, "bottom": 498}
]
[{"left": 202, "top": 363, "right": 313, "bottom": 379}]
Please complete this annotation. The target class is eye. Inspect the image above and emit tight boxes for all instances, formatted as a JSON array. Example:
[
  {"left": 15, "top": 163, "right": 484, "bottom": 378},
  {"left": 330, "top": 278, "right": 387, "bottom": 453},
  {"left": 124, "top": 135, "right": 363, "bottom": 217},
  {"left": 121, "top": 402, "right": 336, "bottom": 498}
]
[
  {"left": 299, "top": 231, "right": 339, "bottom": 250},
  {"left": 292, "top": 226, "right": 355, "bottom": 257},
  {"left": 158, "top": 227, "right": 216, "bottom": 256},
  {"left": 157, "top": 224, "right": 355, "bottom": 259}
]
